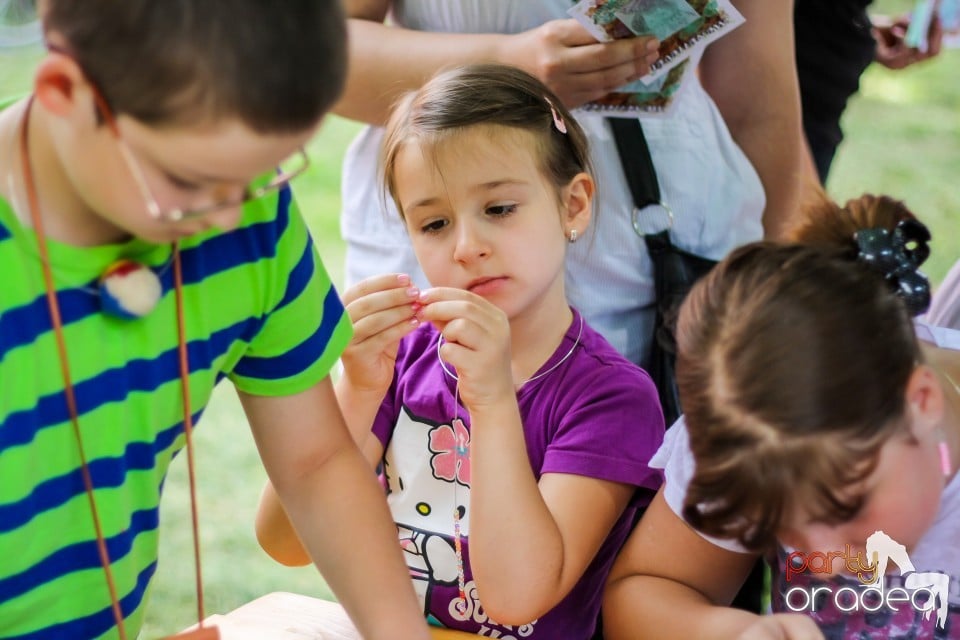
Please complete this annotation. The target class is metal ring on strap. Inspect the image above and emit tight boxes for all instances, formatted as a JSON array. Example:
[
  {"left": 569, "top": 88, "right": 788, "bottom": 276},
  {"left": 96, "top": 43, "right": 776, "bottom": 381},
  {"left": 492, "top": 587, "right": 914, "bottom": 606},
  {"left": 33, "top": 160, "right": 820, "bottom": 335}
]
[{"left": 632, "top": 201, "right": 675, "bottom": 238}]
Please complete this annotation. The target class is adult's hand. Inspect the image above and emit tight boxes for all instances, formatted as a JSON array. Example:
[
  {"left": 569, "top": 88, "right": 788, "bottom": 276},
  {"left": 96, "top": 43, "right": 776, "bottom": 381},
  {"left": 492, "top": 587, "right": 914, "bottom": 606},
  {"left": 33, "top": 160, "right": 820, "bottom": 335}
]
[
  {"left": 873, "top": 14, "right": 943, "bottom": 69},
  {"left": 506, "top": 18, "right": 659, "bottom": 108}
]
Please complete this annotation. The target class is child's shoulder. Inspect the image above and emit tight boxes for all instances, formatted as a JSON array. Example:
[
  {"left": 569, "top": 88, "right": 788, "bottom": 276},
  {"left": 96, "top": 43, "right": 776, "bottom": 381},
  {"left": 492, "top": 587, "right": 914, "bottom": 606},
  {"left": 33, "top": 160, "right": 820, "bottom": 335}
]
[
  {"left": 537, "top": 310, "right": 661, "bottom": 415},
  {"left": 915, "top": 318, "right": 960, "bottom": 351}
]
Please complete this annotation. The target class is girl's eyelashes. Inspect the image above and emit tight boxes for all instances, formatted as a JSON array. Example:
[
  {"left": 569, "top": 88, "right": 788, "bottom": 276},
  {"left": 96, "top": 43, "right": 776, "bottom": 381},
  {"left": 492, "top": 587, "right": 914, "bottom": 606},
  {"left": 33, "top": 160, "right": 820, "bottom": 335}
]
[
  {"left": 414, "top": 202, "right": 518, "bottom": 234},
  {"left": 486, "top": 203, "right": 518, "bottom": 217},
  {"left": 420, "top": 218, "right": 449, "bottom": 234}
]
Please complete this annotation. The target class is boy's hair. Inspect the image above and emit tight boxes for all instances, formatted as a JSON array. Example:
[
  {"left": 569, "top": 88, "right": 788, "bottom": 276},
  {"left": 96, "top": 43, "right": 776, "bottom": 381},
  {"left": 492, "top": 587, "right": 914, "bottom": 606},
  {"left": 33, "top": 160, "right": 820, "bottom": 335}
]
[
  {"left": 678, "top": 194, "right": 928, "bottom": 551},
  {"left": 42, "top": 0, "right": 346, "bottom": 133},
  {"left": 380, "top": 63, "right": 593, "bottom": 218}
]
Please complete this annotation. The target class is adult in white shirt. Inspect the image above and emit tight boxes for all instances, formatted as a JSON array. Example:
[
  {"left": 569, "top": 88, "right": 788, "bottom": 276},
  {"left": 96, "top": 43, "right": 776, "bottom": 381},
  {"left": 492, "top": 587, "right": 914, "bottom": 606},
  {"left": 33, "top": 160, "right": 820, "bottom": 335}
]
[{"left": 334, "top": 0, "right": 802, "bottom": 368}]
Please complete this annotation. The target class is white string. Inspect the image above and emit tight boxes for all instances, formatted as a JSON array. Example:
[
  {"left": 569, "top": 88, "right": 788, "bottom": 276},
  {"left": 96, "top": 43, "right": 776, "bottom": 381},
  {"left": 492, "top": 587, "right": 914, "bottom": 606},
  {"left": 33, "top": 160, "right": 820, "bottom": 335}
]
[
  {"left": 451, "top": 381, "right": 468, "bottom": 613},
  {"left": 436, "top": 313, "right": 585, "bottom": 388},
  {"left": 443, "top": 314, "right": 583, "bottom": 613}
]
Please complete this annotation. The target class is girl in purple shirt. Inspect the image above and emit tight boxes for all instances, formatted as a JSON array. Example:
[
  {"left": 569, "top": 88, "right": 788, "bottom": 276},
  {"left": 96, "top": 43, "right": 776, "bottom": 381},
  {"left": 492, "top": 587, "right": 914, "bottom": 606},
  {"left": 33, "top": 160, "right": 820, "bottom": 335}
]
[{"left": 257, "top": 64, "right": 665, "bottom": 639}]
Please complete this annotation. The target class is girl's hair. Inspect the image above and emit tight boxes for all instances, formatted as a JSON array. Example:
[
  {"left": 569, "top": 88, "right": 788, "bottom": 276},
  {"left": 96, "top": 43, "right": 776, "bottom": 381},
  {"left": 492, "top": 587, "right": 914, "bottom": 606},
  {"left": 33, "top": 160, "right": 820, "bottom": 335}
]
[
  {"left": 43, "top": 0, "right": 346, "bottom": 133},
  {"left": 678, "top": 193, "right": 932, "bottom": 551},
  {"left": 380, "top": 63, "right": 593, "bottom": 218}
]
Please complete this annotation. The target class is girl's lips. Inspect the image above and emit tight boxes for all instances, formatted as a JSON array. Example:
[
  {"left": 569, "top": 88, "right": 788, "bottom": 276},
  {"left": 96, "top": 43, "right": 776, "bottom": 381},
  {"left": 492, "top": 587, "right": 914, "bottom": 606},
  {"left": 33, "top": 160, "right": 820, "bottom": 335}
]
[{"left": 467, "top": 276, "right": 507, "bottom": 295}]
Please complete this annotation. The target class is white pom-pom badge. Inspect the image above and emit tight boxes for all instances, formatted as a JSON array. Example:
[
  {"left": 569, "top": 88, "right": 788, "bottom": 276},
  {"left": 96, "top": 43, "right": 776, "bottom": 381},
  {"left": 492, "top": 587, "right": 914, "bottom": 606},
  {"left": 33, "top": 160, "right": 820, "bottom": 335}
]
[{"left": 98, "top": 259, "right": 163, "bottom": 319}]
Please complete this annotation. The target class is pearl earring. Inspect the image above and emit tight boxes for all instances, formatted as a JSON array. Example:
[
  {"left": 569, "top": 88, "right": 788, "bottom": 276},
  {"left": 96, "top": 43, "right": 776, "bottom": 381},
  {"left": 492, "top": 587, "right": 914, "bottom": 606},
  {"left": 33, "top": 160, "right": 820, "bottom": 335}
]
[{"left": 568, "top": 229, "right": 578, "bottom": 244}]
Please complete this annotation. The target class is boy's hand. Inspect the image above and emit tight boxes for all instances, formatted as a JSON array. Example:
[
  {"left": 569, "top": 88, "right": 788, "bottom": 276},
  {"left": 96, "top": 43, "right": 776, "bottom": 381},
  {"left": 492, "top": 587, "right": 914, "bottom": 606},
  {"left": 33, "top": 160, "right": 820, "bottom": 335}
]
[
  {"left": 340, "top": 273, "right": 421, "bottom": 396},
  {"left": 418, "top": 287, "right": 513, "bottom": 410}
]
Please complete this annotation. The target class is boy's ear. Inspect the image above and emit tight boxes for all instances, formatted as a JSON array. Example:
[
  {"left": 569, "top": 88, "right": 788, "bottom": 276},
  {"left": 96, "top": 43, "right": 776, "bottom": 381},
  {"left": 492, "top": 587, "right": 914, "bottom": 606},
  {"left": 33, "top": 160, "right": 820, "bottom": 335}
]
[
  {"left": 905, "top": 364, "right": 946, "bottom": 442},
  {"left": 562, "top": 172, "right": 594, "bottom": 232},
  {"left": 33, "top": 51, "right": 89, "bottom": 118}
]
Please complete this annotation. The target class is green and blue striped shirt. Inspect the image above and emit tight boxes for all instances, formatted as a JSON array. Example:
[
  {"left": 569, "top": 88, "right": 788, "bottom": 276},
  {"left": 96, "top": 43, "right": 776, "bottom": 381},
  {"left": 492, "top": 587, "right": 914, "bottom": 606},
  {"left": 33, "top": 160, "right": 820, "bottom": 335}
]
[{"left": 0, "top": 182, "right": 351, "bottom": 638}]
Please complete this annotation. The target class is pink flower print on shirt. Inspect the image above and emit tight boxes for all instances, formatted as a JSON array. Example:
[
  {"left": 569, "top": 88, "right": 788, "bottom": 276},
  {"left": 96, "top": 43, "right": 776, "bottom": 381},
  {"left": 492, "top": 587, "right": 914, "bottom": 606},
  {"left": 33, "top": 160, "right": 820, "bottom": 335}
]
[{"left": 429, "top": 418, "right": 471, "bottom": 486}]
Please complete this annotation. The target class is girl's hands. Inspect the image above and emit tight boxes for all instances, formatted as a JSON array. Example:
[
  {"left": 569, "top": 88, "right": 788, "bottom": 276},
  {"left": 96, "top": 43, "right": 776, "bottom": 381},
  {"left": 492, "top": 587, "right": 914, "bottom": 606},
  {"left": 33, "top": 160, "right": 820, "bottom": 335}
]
[
  {"left": 737, "top": 614, "right": 825, "bottom": 640},
  {"left": 340, "top": 274, "right": 422, "bottom": 396},
  {"left": 505, "top": 18, "right": 659, "bottom": 109},
  {"left": 418, "top": 287, "right": 514, "bottom": 410}
]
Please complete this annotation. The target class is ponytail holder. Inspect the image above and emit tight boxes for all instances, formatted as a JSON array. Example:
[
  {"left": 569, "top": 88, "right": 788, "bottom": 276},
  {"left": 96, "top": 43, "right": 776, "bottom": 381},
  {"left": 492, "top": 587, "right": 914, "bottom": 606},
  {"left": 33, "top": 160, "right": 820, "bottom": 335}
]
[
  {"left": 544, "top": 97, "right": 567, "bottom": 134},
  {"left": 854, "top": 218, "right": 932, "bottom": 316}
]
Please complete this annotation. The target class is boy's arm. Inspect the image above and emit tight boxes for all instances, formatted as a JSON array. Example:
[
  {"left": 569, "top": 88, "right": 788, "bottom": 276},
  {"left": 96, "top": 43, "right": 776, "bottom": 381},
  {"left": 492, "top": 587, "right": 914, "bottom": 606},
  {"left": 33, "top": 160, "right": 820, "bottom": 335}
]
[
  {"left": 700, "top": 0, "right": 803, "bottom": 240},
  {"left": 603, "top": 489, "right": 820, "bottom": 639},
  {"left": 240, "top": 378, "right": 429, "bottom": 640},
  {"left": 254, "top": 379, "right": 386, "bottom": 566}
]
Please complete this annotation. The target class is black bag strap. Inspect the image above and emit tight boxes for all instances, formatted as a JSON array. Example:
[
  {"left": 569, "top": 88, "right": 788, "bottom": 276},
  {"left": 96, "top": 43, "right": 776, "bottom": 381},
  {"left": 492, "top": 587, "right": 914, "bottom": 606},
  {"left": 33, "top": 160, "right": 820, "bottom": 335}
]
[{"left": 607, "top": 118, "right": 660, "bottom": 210}]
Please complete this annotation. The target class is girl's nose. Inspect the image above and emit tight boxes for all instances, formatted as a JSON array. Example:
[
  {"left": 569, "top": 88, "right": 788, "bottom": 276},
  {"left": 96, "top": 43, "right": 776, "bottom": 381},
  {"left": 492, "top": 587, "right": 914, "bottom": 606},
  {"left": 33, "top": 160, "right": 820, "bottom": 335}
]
[{"left": 452, "top": 220, "right": 490, "bottom": 263}]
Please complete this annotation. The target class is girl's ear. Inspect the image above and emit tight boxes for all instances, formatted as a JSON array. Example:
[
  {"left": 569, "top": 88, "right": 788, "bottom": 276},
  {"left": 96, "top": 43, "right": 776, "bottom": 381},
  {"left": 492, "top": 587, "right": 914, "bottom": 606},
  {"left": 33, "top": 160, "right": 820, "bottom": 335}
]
[
  {"left": 561, "top": 172, "right": 594, "bottom": 235},
  {"left": 33, "top": 49, "right": 89, "bottom": 119},
  {"left": 905, "top": 364, "right": 947, "bottom": 442}
]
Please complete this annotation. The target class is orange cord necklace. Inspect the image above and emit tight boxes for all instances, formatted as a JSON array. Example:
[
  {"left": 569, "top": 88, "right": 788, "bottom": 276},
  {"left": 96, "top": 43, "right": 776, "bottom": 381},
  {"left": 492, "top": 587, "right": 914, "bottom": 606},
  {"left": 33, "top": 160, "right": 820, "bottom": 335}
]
[{"left": 18, "top": 96, "right": 217, "bottom": 639}]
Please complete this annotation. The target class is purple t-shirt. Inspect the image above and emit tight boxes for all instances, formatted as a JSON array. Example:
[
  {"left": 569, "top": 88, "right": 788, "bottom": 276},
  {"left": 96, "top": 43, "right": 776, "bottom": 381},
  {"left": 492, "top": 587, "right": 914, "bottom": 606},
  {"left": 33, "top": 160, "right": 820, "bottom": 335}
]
[{"left": 372, "top": 309, "right": 665, "bottom": 639}]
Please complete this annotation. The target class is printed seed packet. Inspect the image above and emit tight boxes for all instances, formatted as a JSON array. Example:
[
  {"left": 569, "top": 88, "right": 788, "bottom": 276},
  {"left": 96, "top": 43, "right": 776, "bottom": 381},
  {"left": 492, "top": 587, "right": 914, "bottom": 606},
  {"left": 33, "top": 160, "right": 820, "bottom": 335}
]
[
  {"left": 568, "top": 0, "right": 745, "bottom": 83},
  {"left": 578, "top": 58, "right": 692, "bottom": 117},
  {"left": 567, "top": 0, "right": 744, "bottom": 116}
]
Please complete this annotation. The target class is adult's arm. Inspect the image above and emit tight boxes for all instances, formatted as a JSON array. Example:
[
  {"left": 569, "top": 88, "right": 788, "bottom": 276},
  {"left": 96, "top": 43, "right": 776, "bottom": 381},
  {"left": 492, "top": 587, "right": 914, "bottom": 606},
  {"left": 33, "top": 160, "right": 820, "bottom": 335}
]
[
  {"left": 336, "top": 0, "right": 659, "bottom": 125},
  {"left": 700, "top": 0, "right": 804, "bottom": 239},
  {"left": 241, "top": 379, "right": 429, "bottom": 640}
]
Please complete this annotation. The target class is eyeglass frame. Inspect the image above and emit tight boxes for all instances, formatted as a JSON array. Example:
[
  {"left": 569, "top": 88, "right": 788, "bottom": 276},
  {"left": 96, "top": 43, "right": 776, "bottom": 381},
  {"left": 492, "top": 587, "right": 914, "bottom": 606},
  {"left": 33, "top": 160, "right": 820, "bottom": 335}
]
[{"left": 50, "top": 44, "right": 310, "bottom": 222}]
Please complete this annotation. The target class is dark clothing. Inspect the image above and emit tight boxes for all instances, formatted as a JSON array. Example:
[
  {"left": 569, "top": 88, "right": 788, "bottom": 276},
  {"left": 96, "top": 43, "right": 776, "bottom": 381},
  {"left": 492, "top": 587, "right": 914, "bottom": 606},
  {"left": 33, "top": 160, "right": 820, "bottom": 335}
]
[{"left": 795, "top": 0, "right": 877, "bottom": 182}]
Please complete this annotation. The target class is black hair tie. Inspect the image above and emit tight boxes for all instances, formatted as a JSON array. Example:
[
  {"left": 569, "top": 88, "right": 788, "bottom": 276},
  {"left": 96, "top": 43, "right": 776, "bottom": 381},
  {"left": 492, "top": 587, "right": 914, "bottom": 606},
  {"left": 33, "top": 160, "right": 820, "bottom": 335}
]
[{"left": 854, "top": 218, "right": 932, "bottom": 316}]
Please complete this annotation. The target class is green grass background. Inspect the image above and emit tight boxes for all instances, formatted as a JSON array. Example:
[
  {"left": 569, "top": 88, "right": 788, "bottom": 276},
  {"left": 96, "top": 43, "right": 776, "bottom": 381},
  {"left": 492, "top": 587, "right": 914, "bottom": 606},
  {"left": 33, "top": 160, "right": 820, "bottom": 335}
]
[{"left": 1, "top": 1, "right": 957, "bottom": 634}]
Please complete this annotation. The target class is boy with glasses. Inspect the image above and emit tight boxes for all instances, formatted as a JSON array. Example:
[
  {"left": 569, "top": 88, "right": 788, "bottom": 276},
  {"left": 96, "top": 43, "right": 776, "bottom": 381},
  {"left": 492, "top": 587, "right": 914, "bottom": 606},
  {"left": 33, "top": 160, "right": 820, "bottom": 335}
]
[{"left": 0, "top": 2, "right": 430, "bottom": 639}]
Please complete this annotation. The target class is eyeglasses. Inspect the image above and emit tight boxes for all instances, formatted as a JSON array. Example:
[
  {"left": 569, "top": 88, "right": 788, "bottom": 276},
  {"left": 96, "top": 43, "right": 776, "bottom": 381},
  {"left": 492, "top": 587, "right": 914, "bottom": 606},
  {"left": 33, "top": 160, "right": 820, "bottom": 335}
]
[
  {"left": 111, "top": 126, "right": 310, "bottom": 222},
  {"left": 73, "top": 47, "right": 310, "bottom": 222}
]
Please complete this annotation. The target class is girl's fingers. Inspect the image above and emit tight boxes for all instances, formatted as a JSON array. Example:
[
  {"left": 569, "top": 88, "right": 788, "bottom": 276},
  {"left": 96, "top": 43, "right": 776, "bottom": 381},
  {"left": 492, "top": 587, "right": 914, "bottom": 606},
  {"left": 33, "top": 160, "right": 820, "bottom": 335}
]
[
  {"left": 418, "top": 288, "right": 499, "bottom": 323},
  {"left": 417, "top": 286, "right": 474, "bottom": 304},
  {"left": 351, "top": 315, "right": 421, "bottom": 355},
  {"left": 346, "top": 280, "right": 421, "bottom": 326},
  {"left": 342, "top": 273, "right": 414, "bottom": 306},
  {"left": 436, "top": 316, "right": 486, "bottom": 350},
  {"left": 350, "top": 299, "right": 421, "bottom": 344}
]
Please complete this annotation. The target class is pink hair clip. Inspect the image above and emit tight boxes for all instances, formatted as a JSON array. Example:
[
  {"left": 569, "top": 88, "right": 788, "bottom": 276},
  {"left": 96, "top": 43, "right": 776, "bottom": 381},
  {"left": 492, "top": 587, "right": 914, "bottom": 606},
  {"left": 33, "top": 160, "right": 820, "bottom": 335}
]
[{"left": 545, "top": 98, "right": 567, "bottom": 134}]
